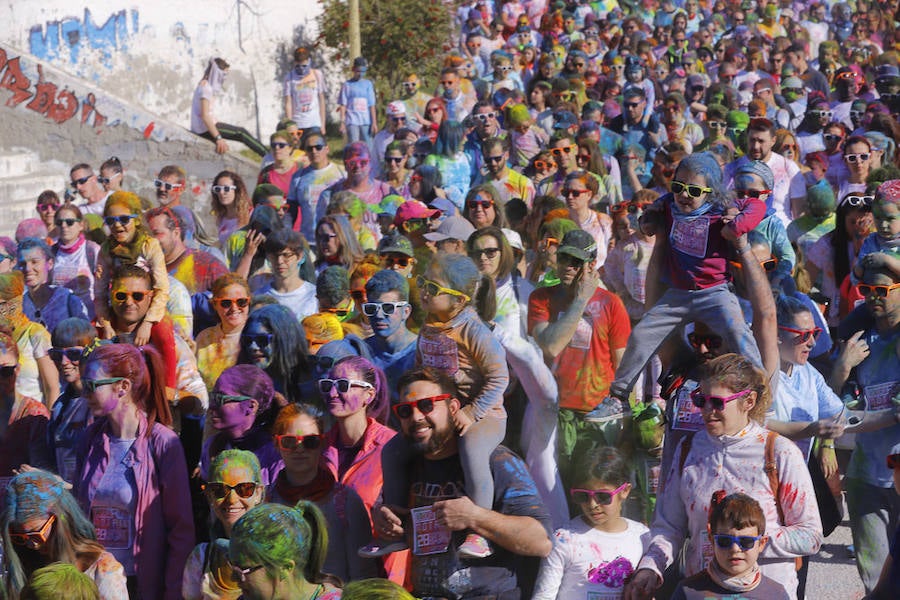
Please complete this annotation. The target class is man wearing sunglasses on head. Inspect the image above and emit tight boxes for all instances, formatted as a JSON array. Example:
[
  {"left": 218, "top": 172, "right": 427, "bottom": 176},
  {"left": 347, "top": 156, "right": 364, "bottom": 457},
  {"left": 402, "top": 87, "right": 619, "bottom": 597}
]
[
  {"left": 145, "top": 207, "right": 228, "bottom": 296},
  {"left": 68, "top": 163, "right": 109, "bottom": 216},
  {"left": 827, "top": 262, "right": 900, "bottom": 594},
  {"left": 371, "top": 367, "right": 552, "bottom": 599}
]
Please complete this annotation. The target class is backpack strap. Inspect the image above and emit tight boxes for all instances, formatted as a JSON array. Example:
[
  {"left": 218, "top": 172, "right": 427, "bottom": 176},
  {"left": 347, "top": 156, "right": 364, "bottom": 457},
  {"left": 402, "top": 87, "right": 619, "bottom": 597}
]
[{"left": 765, "top": 431, "right": 782, "bottom": 523}]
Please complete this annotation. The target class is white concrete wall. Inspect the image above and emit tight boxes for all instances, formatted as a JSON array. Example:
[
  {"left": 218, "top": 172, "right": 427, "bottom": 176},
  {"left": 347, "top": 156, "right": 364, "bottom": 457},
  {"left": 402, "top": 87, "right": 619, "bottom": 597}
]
[{"left": 0, "top": 0, "right": 325, "bottom": 139}]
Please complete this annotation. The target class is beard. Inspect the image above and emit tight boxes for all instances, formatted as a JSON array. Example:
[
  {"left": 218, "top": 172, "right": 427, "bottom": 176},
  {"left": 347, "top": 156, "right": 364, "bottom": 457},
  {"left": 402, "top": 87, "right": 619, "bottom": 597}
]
[{"left": 408, "top": 419, "right": 455, "bottom": 456}]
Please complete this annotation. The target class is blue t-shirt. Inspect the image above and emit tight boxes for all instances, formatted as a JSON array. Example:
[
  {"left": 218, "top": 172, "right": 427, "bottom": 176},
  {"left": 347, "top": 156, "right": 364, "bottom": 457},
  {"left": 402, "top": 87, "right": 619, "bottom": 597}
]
[
  {"left": 365, "top": 337, "right": 417, "bottom": 405},
  {"left": 773, "top": 362, "right": 844, "bottom": 460},
  {"left": 848, "top": 326, "right": 900, "bottom": 488},
  {"left": 339, "top": 78, "right": 376, "bottom": 126}
]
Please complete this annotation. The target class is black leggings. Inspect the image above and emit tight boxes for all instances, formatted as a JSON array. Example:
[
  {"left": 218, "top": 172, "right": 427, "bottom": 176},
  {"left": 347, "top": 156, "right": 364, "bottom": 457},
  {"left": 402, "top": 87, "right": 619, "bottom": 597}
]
[{"left": 200, "top": 122, "right": 267, "bottom": 157}]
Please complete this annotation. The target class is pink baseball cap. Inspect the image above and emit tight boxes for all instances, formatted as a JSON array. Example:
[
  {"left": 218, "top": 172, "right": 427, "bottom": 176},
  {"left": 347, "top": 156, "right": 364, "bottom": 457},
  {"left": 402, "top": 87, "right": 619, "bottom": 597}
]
[{"left": 393, "top": 200, "right": 440, "bottom": 227}]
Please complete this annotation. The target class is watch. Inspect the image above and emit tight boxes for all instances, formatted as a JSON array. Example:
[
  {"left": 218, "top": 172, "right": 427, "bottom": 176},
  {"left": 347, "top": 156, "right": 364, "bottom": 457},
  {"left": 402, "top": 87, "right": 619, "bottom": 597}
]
[{"left": 214, "top": 134, "right": 223, "bottom": 141}]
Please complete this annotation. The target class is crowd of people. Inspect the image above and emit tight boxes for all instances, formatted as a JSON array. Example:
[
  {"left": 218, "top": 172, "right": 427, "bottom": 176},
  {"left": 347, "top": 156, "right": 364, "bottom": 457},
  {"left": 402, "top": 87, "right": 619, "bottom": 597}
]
[{"left": 2, "top": 0, "right": 900, "bottom": 599}]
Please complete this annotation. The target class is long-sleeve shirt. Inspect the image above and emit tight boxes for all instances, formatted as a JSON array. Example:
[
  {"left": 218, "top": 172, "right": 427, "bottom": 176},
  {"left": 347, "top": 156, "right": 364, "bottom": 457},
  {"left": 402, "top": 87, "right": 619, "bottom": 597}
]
[
  {"left": 416, "top": 305, "right": 509, "bottom": 421},
  {"left": 94, "top": 237, "right": 170, "bottom": 324},
  {"left": 637, "top": 421, "right": 822, "bottom": 600},
  {"left": 76, "top": 416, "right": 194, "bottom": 600},
  {"left": 661, "top": 193, "right": 767, "bottom": 290}
]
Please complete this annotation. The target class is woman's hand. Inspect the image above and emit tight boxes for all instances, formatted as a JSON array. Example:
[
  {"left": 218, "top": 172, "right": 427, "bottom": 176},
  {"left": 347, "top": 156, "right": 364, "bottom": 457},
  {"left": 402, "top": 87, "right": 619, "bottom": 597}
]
[
  {"left": 134, "top": 320, "right": 153, "bottom": 347},
  {"left": 819, "top": 446, "right": 838, "bottom": 479},
  {"left": 453, "top": 407, "right": 474, "bottom": 436},
  {"left": 624, "top": 569, "right": 662, "bottom": 600},
  {"left": 215, "top": 138, "right": 229, "bottom": 155}
]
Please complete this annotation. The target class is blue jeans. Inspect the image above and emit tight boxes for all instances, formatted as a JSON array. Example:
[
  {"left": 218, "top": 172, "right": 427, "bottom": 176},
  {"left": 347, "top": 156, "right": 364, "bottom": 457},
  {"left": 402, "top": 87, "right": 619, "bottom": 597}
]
[
  {"left": 346, "top": 124, "right": 371, "bottom": 144},
  {"left": 610, "top": 284, "right": 762, "bottom": 399}
]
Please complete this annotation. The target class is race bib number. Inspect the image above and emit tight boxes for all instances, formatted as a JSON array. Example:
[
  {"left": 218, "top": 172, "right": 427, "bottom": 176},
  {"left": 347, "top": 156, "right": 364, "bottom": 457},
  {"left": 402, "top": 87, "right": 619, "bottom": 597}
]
[
  {"left": 569, "top": 315, "right": 593, "bottom": 350},
  {"left": 411, "top": 505, "right": 451, "bottom": 556},
  {"left": 587, "top": 591, "right": 622, "bottom": 600},
  {"left": 670, "top": 217, "right": 710, "bottom": 258},
  {"left": 419, "top": 332, "right": 460, "bottom": 375},
  {"left": 672, "top": 384, "right": 704, "bottom": 431},
  {"left": 351, "top": 97, "right": 369, "bottom": 112},
  {"left": 864, "top": 381, "right": 897, "bottom": 411},
  {"left": 700, "top": 538, "right": 714, "bottom": 571},
  {"left": 645, "top": 459, "right": 661, "bottom": 496},
  {"left": 92, "top": 506, "right": 133, "bottom": 549}
]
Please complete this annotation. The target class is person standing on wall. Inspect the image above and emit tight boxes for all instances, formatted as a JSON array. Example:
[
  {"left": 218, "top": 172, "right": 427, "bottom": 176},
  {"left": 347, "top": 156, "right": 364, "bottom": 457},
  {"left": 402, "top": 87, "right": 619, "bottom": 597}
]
[
  {"left": 190, "top": 57, "right": 268, "bottom": 157},
  {"left": 283, "top": 47, "right": 326, "bottom": 133}
]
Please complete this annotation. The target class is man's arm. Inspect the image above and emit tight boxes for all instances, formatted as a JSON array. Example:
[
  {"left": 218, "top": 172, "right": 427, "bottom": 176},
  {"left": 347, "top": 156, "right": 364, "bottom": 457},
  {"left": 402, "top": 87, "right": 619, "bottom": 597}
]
[
  {"left": 432, "top": 496, "right": 552, "bottom": 557},
  {"left": 532, "top": 269, "right": 599, "bottom": 359}
]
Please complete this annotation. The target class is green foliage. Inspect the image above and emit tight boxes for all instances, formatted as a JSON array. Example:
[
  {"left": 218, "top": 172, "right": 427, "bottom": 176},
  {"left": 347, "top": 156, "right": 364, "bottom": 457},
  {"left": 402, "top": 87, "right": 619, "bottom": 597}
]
[{"left": 317, "top": 0, "right": 455, "bottom": 104}]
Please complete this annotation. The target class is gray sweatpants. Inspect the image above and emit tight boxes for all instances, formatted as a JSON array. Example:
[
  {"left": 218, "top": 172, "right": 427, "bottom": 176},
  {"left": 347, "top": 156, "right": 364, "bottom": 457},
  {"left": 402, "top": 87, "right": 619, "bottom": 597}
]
[{"left": 609, "top": 283, "right": 762, "bottom": 399}]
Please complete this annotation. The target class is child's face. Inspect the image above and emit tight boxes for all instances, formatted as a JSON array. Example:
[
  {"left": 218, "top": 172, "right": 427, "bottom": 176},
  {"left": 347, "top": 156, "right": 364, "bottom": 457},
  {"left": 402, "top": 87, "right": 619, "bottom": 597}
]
[
  {"left": 574, "top": 479, "right": 629, "bottom": 530},
  {"left": 106, "top": 204, "right": 137, "bottom": 244},
  {"left": 711, "top": 524, "right": 766, "bottom": 578},
  {"left": 420, "top": 267, "right": 464, "bottom": 321},
  {"left": 872, "top": 200, "right": 900, "bottom": 240}
]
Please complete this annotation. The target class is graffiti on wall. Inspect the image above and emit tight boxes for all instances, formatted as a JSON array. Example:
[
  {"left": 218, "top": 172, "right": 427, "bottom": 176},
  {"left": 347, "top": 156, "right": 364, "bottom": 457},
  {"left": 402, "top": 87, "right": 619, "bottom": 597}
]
[
  {"left": 0, "top": 48, "right": 108, "bottom": 128},
  {"left": 28, "top": 8, "right": 139, "bottom": 67}
]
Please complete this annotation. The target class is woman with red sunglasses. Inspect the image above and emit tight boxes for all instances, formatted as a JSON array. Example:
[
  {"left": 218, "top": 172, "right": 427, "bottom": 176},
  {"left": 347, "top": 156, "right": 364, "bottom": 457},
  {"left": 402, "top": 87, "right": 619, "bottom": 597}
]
[
  {"left": 195, "top": 274, "right": 252, "bottom": 394},
  {"left": 269, "top": 402, "right": 378, "bottom": 583},
  {"left": 3, "top": 469, "right": 128, "bottom": 600}
]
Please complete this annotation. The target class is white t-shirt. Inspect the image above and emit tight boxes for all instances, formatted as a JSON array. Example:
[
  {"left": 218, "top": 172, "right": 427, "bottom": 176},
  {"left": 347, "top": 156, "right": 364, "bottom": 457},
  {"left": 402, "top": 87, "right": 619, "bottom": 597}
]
[
  {"left": 533, "top": 516, "right": 650, "bottom": 600},
  {"left": 258, "top": 281, "right": 317, "bottom": 322},
  {"left": 190, "top": 82, "right": 214, "bottom": 134},
  {"left": 283, "top": 69, "right": 325, "bottom": 129}
]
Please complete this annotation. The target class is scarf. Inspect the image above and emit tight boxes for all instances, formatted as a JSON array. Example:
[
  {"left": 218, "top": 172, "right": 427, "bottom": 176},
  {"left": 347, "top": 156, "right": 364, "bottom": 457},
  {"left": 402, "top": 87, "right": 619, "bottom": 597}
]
[
  {"left": 56, "top": 234, "right": 86, "bottom": 255},
  {"left": 670, "top": 197, "right": 715, "bottom": 222},
  {"left": 273, "top": 466, "right": 335, "bottom": 505},
  {"left": 706, "top": 556, "right": 763, "bottom": 593},
  {"left": 102, "top": 229, "right": 150, "bottom": 265}
]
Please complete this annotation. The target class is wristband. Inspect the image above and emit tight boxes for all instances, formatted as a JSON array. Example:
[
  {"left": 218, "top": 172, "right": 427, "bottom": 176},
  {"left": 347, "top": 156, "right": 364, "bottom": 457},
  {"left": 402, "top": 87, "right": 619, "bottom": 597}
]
[
  {"left": 214, "top": 134, "right": 223, "bottom": 141},
  {"left": 821, "top": 441, "right": 835, "bottom": 449}
]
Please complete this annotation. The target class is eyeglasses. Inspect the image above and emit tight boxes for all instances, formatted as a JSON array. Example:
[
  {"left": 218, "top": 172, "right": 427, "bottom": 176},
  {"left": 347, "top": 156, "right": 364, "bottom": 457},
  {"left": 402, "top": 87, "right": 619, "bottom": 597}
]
[
  {"left": 735, "top": 189, "right": 772, "bottom": 200},
  {"left": 345, "top": 159, "right": 369, "bottom": 169},
  {"left": 549, "top": 145, "right": 576, "bottom": 156},
  {"left": 205, "top": 481, "right": 258, "bottom": 499},
  {"left": 70, "top": 175, "right": 93, "bottom": 187},
  {"left": 274, "top": 434, "right": 324, "bottom": 451},
  {"left": 409, "top": 173, "right": 423, "bottom": 183},
  {"left": 534, "top": 160, "right": 553, "bottom": 170},
  {"left": 9, "top": 515, "right": 56, "bottom": 548},
  {"left": 427, "top": 107, "right": 443, "bottom": 114},
  {"left": 467, "top": 199, "right": 494, "bottom": 210},
  {"left": 561, "top": 188, "right": 590, "bottom": 198},
  {"left": 362, "top": 301, "right": 409, "bottom": 316},
  {"left": 324, "top": 307, "right": 350, "bottom": 318},
  {"left": 850, "top": 110, "right": 865, "bottom": 119},
  {"left": 316, "top": 231, "right": 338, "bottom": 241},
  {"left": 103, "top": 214, "right": 137, "bottom": 227},
  {"left": 391, "top": 116, "right": 407, "bottom": 123},
  {"left": 216, "top": 297, "right": 250, "bottom": 310},
  {"left": 707, "top": 121, "right": 725, "bottom": 129},
  {"left": 713, "top": 533, "right": 762, "bottom": 550},
  {"left": 823, "top": 133, "right": 842, "bottom": 143},
  {"left": 385, "top": 156, "right": 404, "bottom": 163},
  {"left": 569, "top": 483, "right": 629, "bottom": 505},
  {"left": 416, "top": 276, "right": 471, "bottom": 302},
  {"left": 232, "top": 564, "right": 265, "bottom": 583},
  {"left": 690, "top": 388, "right": 751, "bottom": 411},
  {"left": 843, "top": 195, "right": 873, "bottom": 207},
  {"left": 97, "top": 173, "right": 121, "bottom": 185},
  {"left": 611, "top": 202, "right": 648, "bottom": 215},
  {"left": 474, "top": 112, "right": 497, "bottom": 123},
  {"left": 558, "top": 253, "right": 586, "bottom": 269},
  {"left": 402, "top": 82, "right": 417, "bottom": 89},
  {"left": 305, "top": 143, "right": 326, "bottom": 152},
  {"left": 37, "top": 203, "right": 58, "bottom": 212},
  {"left": 485, "top": 154, "right": 505, "bottom": 164},
  {"left": 113, "top": 289, "right": 151, "bottom": 303},
  {"left": 857, "top": 282, "right": 900, "bottom": 298},
  {"left": 210, "top": 392, "right": 254, "bottom": 407},
  {"left": 153, "top": 178, "right": 183, "bottom": 191},
  {"left": 403, "top": 218, "right": 428, "bottom": 232},
  {"left": 48, "top": 346, "right": 84, "bottom": 364},
  {"left": 670, "top": 180, "right": 712, "bottom": 198},
  {"left": 350, "top": 289, "right": 367, "bottom": 303},
  {"left": 55, "top": 218, "right": 81, "bottom": 227},
  {"left": 469, "top": 247, "right": 500, "bottom": 260},
  {"left": 309, "top": 355, "right": 335, "bottom": 370},
  {"left": 392, "top": 394, "right": 451, "bottom": 419},
  {"left": 687, "top": 333, "right": 722, "bottom": 351},
  {"left": 81, "top": 377, "right": 126, "bottom": 393},
  {"left": 777, "top": 325, "right": 822, "bottom": 345},
  {"left": 845, "top": 153, "right": 870, "bottom": 163},
  {"left": 381, "top": 255, "right": 411, "bottom": 268},
  {"left": 318, "top": 378, "right": 374, "bottom": 394},
  {"left": 0, "top": 254, "right": 12, "bottom": 263},
  {"left": 538, "top": 237, "right": 559, "bottom": 250},
  {"left": 835, "top": 71, "right": 857, "bottom": 81},
  {"left": 272, "top": 142, "right": 290, "bottom": 150},
  {"left": 810, "top": 110, "right": 833, "bottom": 119},
  {"left": 212, "top": 185, "right": 236, "bottom": 193},
  {"left": 269, "top": 250, "right": 297, "bottom": 263},
  {"left": 241, "top": 333, "right": 273, "bottom": 348}
]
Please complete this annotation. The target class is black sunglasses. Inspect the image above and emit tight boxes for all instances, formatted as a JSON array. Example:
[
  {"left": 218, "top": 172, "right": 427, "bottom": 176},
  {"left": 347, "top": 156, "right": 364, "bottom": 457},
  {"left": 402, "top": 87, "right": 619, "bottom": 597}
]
[
  {"left": 55, "top": 218, "right": 81, "bottom": 227},
  {"left": 241, "top": 333, "right": 273, "bottom": 349},
  {"left": 205, "top": 482, "right": 258, "bottom": 499},
  {"left": 48, "top": 347, "right": 84, "bottom": 363},
  {"left": 104, "top": 215, "right": 137, "bottom": 227}
]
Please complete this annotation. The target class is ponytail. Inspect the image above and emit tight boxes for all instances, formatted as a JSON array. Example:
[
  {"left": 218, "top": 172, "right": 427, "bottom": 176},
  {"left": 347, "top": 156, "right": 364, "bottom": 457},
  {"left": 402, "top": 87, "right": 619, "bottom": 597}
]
[
  {"left": 138, "top": 345, "right": 172, "bottom": 432},
  {"left": 294, "top": 500, "right": 341, "bottom": 587}
]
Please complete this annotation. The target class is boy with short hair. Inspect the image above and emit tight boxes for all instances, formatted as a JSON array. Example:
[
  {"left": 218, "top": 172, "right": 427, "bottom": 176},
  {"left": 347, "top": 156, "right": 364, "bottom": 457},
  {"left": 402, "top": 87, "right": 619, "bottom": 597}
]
[{"left": 672, "top": 492, "right": 790, "bottom": 599}]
